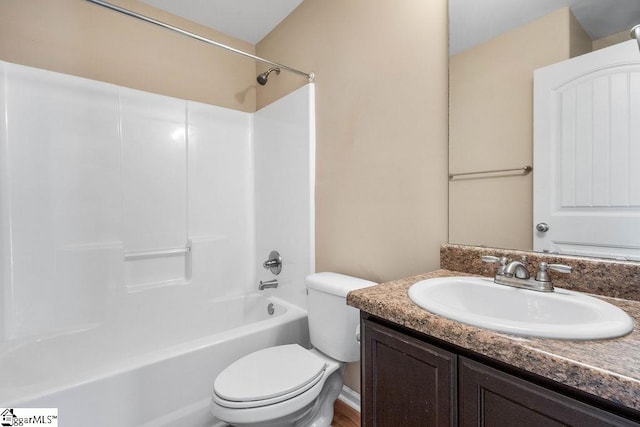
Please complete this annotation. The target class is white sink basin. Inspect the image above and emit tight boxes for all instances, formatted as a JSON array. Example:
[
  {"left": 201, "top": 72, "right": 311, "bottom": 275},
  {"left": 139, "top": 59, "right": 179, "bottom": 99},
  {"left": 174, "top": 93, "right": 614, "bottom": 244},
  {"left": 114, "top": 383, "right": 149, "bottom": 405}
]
[{"left": 407, "top": 276, "right": 634, "bottom": 340}]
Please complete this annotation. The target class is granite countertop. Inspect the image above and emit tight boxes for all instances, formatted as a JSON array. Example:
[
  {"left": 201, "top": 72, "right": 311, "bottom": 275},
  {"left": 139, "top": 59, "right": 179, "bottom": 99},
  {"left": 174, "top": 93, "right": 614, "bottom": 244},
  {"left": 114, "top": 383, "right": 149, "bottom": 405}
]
[{"left": 347, "top": 269, "right": 640, "bottom": 412}]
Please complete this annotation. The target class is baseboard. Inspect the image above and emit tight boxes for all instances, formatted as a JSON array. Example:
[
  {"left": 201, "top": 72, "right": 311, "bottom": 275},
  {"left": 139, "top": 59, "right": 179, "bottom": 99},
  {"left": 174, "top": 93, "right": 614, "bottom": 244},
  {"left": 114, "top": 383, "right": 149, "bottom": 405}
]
[{"left": 338, "top": 385, "right": 361, "bottom": 412}]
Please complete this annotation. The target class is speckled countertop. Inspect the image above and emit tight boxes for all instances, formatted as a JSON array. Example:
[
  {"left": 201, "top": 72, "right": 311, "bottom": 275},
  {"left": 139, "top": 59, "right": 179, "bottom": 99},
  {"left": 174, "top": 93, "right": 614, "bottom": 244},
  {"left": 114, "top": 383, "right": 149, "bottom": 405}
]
[{"left": 347, "top": 268, "right": 640, "bottom": 413}]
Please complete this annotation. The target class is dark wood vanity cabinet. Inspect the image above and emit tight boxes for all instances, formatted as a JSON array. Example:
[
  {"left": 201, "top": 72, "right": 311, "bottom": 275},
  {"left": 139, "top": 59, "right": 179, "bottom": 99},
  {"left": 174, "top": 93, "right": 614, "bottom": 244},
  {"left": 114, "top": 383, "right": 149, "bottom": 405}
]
[
  {"left": 362, "top": 317, "right": 457, "bottom": 426},
  {"left": 459, "top": 357, "right": 635, "bottom": 426},
  {"left": 361, "top": 315, "right": 640, "bottom": 427}
]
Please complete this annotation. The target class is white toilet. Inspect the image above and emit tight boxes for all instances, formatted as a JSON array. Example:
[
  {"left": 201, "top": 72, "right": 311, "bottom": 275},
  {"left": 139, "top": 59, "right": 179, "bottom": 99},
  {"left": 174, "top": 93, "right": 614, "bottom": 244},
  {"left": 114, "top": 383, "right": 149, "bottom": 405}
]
[{"left": 210, "top": 272, "right": 375, "bottom": 427}]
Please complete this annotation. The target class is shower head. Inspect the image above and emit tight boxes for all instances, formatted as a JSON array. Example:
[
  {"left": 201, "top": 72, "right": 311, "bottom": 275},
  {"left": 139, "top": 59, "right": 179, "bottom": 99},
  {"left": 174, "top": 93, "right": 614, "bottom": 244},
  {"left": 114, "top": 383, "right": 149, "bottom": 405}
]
[
  {"left": 256, "top": 67, "right": 280, "bottom": 86},
  {"left": 630, "top": 24, "right": 640, "bottom": 51}
]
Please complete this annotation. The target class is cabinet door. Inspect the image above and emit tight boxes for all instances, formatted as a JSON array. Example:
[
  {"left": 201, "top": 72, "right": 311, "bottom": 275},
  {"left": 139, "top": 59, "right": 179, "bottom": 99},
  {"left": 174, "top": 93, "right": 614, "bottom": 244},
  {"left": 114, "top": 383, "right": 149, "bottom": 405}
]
[
  {"left": 459, "top": 357, "right": 638, "bottom": 426},
  {"left": 362, "top": 319, "right": 457, "bottom": 427}
]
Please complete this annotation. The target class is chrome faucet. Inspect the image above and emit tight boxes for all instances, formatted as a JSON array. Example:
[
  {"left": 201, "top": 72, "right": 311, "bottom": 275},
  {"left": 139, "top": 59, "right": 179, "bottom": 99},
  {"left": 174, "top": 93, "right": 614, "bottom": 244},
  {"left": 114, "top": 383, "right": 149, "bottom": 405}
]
[
  {"left": 482, "top": 256, "right": 572, "bottom": 292},
  {"left": 503, "top": 260, "right": 530, "bottom": 279},
  {"left": 259, "top": 279, "right": 278, "bottom": 290}
]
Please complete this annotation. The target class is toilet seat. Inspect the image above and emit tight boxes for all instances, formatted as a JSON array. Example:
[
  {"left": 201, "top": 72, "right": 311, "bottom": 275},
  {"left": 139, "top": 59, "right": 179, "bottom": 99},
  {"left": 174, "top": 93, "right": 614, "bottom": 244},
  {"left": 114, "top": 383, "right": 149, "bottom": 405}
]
[{"left": 213, "top": 344, "right": 327, "bottom": 409}]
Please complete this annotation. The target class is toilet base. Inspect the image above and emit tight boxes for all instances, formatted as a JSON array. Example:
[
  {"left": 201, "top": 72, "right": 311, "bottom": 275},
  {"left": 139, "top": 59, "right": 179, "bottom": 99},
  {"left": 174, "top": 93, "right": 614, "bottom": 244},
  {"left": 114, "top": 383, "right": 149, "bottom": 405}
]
[{"left": 294, "top": 369, "right": 344, "bottom": 427}]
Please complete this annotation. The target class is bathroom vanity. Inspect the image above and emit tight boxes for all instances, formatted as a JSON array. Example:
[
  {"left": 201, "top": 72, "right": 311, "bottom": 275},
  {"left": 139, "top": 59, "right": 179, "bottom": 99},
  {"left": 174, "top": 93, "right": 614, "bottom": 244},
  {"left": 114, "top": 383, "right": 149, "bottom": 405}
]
[
  {"left": 348, "top": 245, "right": 640, "bottom": 426},
  {"left": 361, "top": 315, "right": 637, "bottom": 426}
]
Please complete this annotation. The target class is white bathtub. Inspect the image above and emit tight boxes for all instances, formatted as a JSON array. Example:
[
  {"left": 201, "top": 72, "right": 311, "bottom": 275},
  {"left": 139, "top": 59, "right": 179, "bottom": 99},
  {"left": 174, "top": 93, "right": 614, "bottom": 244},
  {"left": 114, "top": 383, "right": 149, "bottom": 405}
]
[{"left": 0, "top": 293, "right": 309, "bottom": 427}]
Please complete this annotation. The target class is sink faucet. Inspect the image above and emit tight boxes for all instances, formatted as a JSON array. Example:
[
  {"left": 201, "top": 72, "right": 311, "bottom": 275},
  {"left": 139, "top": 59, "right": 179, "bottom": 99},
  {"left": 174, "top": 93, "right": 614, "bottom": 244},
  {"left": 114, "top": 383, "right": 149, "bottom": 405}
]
[
  {"left": 482, "top": 256, "right": 571, "bottom": 292},
  {"left": 503, "top": 260, "right": 530, "bottom": 279}
]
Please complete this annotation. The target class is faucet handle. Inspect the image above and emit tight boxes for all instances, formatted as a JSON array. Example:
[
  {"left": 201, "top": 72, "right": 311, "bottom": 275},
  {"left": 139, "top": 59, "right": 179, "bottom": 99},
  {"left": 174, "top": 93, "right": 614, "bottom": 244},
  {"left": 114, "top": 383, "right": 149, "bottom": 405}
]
[
  {"left": 263, "top": 250, "right": 282, "bottom": 275},
  {"left": 481, "top": 256, "right": 508, "bottom": 276},
  {"left": 535, "top": 262, "right": 572, "bottom": 282},
  {"left": 548, "top": 263, "right": 572, "bottom": 274}
]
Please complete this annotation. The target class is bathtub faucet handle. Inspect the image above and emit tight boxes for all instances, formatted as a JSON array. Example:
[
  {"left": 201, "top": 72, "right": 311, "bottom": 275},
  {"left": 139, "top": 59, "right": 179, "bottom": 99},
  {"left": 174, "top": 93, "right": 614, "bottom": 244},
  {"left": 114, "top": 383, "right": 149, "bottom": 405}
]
[
  {"left": 262, "top": 250, "right": 282, "bottom": 275},
  {"left": 259, "top": 279, "right": 279, "bottom": 290}
]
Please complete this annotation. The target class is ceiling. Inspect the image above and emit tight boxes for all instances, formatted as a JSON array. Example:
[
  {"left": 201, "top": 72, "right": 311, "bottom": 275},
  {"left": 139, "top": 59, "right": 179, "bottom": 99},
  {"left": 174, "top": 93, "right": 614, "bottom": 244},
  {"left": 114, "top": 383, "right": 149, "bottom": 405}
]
[
  {"left": 139, "top": 0, "right": 303, "bottom": 44},
  {"left": 139, "top": 0, "right": 640, "bottom": 55}
]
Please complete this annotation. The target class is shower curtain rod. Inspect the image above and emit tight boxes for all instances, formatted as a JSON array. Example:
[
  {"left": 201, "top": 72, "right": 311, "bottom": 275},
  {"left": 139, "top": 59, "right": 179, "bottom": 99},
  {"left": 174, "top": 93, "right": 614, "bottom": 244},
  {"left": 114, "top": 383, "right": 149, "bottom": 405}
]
[{"left": 84, "top": 0, "right": 315, "bottom": 82}]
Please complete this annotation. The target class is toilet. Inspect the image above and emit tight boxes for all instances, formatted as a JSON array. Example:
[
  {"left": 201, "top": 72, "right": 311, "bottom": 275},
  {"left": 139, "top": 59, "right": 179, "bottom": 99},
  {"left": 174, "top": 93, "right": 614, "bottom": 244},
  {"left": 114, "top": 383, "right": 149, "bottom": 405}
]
[{"left": 210, "top": 272, "right": 376, "bottom": 426}]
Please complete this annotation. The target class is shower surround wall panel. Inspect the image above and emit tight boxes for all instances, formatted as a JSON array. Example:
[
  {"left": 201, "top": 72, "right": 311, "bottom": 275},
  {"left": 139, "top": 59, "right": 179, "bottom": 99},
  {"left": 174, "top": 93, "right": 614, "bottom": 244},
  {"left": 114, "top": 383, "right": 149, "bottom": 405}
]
[
  {"left": 187, "top": 102, "right": 255, "bottom": 298},
  {"left": 2, "top": 61, "right": 124, "bottom": 340},
  {"left": 0, "top": 61, "right": 255, "bottom": 342},
  {"left": 0, "top": 60, "right": 315, "bottom": 423},
  {"left": 121, "top": 88, "right": 190, "bottom": 289},
  {"left": 0, "top": 62, "right": 7, "bottom": 341},
  {"left": 254, "top": 85, "right": 316, "bottom": 309}
]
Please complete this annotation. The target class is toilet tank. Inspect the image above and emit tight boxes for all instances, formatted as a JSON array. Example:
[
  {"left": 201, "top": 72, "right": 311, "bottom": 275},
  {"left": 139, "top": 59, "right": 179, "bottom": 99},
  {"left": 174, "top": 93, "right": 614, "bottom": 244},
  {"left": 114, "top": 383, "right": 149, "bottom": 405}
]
[{"left": 305, "top": 272, "right": 376, "bottom": 363}]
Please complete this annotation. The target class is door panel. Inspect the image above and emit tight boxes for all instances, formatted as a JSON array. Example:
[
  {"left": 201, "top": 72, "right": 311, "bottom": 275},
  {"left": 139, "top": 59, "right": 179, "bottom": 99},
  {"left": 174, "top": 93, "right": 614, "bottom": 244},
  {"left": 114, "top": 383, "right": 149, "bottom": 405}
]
[{"left": 534, "top": 40, "right": 640, "bottom": 260}]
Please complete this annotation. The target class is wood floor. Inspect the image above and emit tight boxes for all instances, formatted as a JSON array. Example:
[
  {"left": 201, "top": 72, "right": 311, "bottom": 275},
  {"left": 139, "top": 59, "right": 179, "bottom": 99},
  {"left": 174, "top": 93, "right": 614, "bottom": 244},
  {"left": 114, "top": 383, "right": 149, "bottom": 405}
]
[{"left": 332, "top": 399, "right": 360, "bottom": 427}]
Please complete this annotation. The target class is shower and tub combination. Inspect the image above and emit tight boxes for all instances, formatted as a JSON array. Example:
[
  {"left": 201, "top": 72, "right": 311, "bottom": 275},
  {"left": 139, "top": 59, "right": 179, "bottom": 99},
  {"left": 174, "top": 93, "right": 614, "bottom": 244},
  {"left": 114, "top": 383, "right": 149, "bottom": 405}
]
[
  {"left": 0, "top": 292, "right": 308, "bottom": 426},
  {"left": 0, "top": 3, "right": 316, "bottom": 425}
]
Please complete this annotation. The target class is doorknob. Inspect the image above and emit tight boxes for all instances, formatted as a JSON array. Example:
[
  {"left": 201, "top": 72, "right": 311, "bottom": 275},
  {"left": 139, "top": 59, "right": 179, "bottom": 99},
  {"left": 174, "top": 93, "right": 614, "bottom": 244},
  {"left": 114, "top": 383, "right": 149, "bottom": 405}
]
[{"left": 536, "top": 222, "right": 549, "bottom": 232}]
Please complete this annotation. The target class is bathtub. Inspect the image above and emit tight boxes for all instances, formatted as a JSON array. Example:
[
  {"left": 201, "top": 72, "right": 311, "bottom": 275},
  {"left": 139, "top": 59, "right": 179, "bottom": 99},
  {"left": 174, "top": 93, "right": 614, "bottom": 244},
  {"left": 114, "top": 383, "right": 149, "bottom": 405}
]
[{"left": 0, "top": 293, "right": 309, "bottom": 427}]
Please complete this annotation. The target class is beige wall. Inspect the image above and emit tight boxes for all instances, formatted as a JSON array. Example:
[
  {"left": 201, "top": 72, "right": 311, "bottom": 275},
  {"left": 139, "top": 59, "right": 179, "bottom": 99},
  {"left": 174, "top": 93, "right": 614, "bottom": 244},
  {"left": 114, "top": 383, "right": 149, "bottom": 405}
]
[
  {"left": 569, "top": 10, "right": 592, "bottom": 57},
  {"left": 449, "top": 8, "right": 591, "bottom": 251},
  {"left": 257, "top": 0, "right": 449, "bottom": 392},
  {"left": 257, "top": 0, "right": 449, "bottom": 283},
  {"left": 593, "top": 29, "right": 631, "bottom": 51},
  {"left": 0, "top": 0, "right": 256, "bottom": 111}
]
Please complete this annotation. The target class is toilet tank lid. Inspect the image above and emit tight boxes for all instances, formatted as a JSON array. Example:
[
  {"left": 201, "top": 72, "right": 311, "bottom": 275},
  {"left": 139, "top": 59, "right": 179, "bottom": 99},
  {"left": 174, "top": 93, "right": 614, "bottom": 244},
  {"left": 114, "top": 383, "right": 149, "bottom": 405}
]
[{"left": 305, "top": 272, "right": 377, "bottom": 297}]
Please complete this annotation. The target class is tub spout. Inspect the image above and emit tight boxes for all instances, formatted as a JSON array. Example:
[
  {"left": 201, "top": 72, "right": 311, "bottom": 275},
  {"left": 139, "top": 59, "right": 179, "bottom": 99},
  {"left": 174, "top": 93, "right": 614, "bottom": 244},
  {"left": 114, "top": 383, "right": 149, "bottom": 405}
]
[{"left": 259, "top": 279, "right": 278, "bottom": 290}]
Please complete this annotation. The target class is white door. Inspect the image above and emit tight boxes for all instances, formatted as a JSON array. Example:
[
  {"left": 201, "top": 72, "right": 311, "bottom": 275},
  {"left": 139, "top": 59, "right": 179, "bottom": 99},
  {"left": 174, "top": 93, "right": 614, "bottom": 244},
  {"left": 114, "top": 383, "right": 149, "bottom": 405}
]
[{"left": 534, "top": 40, "right": 640, "bottom": 260}]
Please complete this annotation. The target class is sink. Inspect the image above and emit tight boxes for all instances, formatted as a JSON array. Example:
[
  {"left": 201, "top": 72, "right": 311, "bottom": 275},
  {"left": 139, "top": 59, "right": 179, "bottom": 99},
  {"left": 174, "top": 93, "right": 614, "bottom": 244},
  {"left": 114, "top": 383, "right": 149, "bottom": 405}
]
[{"left": 407, "top": 277, "right": 634, "bottom": 340}]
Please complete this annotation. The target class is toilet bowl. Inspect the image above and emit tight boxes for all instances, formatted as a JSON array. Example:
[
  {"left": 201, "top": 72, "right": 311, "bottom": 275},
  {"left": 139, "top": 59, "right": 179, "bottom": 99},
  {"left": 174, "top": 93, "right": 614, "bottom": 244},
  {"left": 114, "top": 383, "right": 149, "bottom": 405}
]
[
  {"left": 210, "top": 272, "right": 376, "bottom": 427},
  {"left": 212, "top": 345, "right": 342, "bottom": 426}
]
